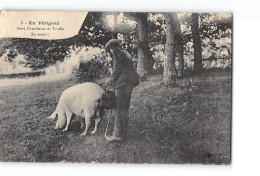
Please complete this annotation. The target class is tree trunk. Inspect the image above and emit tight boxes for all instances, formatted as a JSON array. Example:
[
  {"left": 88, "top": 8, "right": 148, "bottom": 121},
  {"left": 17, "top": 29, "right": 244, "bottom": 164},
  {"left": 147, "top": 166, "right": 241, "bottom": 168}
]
[
  {"left": 191, "top": 13, "right": 202, "bottom": 73},
  {"left": 163, "top": 13, "right": 177, "bottom": 85},
  {"left": 112, "top": 13, "right": 118, "bottom": 39},
  {"left": 172, "top": 13, "right": 184, "bottom": 77},
  {"left": 136, "top": 13, "right": 154, "bottom": 77}
]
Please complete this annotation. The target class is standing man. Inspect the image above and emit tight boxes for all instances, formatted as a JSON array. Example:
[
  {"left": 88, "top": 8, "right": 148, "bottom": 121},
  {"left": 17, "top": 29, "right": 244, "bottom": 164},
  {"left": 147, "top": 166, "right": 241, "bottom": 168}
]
[{"left": 105, "top": 39, "right": 139, "bottom": 142}]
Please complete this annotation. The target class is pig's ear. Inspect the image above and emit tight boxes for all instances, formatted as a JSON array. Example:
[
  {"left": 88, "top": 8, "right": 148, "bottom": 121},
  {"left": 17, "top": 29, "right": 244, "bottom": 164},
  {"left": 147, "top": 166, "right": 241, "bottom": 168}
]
[{"left": 48, "top": 111, "right": 58, "bottom": 119}]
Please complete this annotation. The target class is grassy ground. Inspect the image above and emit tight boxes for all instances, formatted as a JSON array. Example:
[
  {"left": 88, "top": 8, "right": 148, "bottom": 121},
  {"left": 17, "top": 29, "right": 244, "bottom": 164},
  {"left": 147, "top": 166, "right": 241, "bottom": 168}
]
[{"left": 0, "top": 70, "right": 231, "bottom": 164}]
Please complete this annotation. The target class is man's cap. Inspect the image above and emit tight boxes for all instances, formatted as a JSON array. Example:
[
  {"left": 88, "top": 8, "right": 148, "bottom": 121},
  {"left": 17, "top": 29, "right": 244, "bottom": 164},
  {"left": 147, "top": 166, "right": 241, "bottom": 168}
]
[{"left": 105, "top": 39, "right": 121, "bottom": 52}]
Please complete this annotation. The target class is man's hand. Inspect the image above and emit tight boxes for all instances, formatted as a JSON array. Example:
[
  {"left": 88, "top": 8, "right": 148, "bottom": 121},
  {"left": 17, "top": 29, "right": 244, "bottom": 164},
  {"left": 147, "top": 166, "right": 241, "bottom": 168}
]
[{"left": 105, "top": 78, "right": 113, "bottom": 87}]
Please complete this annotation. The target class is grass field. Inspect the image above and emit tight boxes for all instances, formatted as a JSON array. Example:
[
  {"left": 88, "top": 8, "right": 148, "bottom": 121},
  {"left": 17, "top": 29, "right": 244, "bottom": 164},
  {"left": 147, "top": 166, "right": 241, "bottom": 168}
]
[{"left": 0, "top": 70, "right": 231, "bottom": 164}]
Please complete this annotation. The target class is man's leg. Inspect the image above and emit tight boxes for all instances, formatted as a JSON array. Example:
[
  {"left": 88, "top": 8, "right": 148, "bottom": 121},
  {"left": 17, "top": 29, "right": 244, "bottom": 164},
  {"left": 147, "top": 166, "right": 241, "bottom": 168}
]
[
  {"left": 122, "top": 84, "right": 133, "bottom": 139},
  {"left": 107, "top": 84, "right": 133, "bottom": 141},
  {"left": 112, "top": 86, "right": 125, "bottom": 138}
]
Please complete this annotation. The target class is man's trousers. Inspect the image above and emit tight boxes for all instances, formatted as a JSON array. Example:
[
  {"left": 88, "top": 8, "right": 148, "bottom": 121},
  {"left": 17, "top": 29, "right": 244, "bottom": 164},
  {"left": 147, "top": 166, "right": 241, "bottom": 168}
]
[{"left": 113, "top": 83, "right": 133, "bottom": 138}]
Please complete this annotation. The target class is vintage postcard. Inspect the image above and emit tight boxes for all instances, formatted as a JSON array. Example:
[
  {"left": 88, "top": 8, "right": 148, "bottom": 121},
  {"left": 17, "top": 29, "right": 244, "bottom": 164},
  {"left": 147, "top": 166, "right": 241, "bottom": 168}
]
[{"left": 0, "top": 10, "right": 232, "bottom": 164}]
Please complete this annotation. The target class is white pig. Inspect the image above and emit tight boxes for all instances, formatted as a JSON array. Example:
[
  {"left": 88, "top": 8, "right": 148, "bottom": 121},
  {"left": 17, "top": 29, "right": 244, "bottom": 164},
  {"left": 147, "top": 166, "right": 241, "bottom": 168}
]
[{"left": 48, "top": 82, "right": 104, "bottom": 136}]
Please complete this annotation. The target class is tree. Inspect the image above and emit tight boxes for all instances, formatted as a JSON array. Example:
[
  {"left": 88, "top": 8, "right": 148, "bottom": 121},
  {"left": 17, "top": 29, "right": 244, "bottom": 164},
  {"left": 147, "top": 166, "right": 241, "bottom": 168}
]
[
  {"left": 147, "top": 13, "right": 184, "bottom": 77},
  {"left": 0, "top": 12, "right": 112, "bottom": 70},
  {"left": 172, "top": 13, "right": 184, "bottom": 77},
  {"left": 135, "top": 13, "right": 154, "bottom": 77},
  {"left": 199, "top": 13, "right": 232, "bottom": 63},
  {"left": 0, "top": 38, "right": 75, "bottom": 69},
  {"left": 162, "top": 13, "right": 177, "bottom": 85},
  {"left": 79, "top": 12, "right": 111, "bottom": 47},
  {"left": 1, "top": 12, "right": 232, "bottom": 72},
  {"left": 191, "top": 13, "right": 202, "bottom": 73}
]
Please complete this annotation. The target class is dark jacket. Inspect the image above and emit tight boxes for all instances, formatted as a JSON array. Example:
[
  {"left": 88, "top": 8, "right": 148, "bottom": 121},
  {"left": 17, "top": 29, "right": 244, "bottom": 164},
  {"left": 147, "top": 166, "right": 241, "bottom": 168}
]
[{"left": 111, "top": 47, "right": 139, "bottom": 89}]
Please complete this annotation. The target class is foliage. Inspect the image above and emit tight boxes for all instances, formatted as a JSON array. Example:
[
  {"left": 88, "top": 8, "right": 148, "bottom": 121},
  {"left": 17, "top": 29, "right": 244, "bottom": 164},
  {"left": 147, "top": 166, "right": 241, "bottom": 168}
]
[
  {"left": 0, "top": 36, "right": 81, "bottom": 70},
  {"left": 147, "top": 13, "right": 166, "bottom": 45},
  {"left": 78, "top": 12, "right": 112, "bottom": 47},
  {"left": 0, "top": 12, "right": 112, "bottom": 70},
  {"left": 200, "top": 13, "right": 232, "bottom": 40},
  {"left": 0, "top": 12, "right": 232, "bottom": 74},
  {"left": 72, "top": 55, "right": 110, "bottom": 83}
]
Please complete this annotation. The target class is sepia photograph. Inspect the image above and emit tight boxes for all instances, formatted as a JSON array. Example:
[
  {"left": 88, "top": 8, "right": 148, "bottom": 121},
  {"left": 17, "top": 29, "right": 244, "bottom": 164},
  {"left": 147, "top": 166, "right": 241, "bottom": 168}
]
[{"left": 0, "top": 11, "right": 232, "bottom": 164}]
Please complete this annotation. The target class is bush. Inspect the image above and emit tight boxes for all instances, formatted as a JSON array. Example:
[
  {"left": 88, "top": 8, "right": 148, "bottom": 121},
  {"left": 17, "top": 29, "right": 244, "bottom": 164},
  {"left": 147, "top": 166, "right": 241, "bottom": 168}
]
[{"left": 73, "top": 59, "right": 110, "bottom": 83}]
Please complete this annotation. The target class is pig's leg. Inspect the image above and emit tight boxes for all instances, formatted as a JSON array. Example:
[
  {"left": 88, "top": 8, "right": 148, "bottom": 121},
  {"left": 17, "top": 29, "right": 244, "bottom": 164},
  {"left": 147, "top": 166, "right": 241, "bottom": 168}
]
[
  {"left": 91, "top": 116, "right": 101, "bottom": 134},
  {"left": 54, "top": 112, "right": 66, "bottom": 130},
  {"left": 81, "top": 107, "right": 95, "bottom": 136},
  {"left": 62, "top": 110, "right": 73, "bottom": 132},
  {"left": 90, "top": 108, "right": 104, "bottom": 134}
]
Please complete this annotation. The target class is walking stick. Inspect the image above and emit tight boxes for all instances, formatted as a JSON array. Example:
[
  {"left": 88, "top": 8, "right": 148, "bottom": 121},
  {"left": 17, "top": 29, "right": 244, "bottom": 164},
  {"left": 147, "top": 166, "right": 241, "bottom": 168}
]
[
  {"left": 105, "top": 107, "right": 114, "bottom": 138},
  {"left": 104, "top": 84, "right": 115, "bottom": 138}
]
